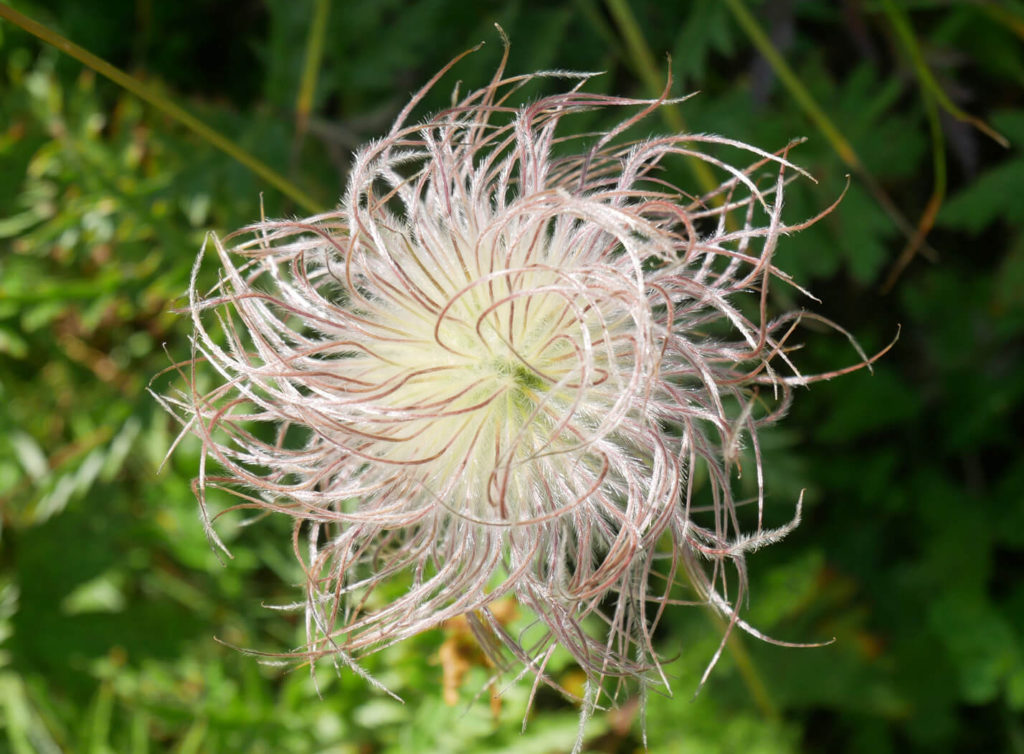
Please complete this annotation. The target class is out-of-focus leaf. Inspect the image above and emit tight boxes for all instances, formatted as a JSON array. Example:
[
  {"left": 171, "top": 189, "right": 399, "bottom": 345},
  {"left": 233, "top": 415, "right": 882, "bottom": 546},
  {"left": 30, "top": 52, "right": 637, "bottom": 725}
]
[
  {"left": 672, "top": 0, "right": 736, "bottom": 88},
  {"left": 939, "top": 110, "right": 1024, "bottom": 232},
  {"left": 61, "top": 571, "right": 126, "bottom": 615},
  {"left": 928, "top": 593, "right": 1022, "bottom": 705},
  {"left": 9, "top": 430, "right": 47, "bottom": 481}
]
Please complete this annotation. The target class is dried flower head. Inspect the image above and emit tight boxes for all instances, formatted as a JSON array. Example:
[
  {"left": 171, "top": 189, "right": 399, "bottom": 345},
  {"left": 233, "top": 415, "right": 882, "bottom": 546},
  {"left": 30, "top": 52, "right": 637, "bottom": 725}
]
[{"left": 157, "top": 41, "right": 877, "bottom": 745}]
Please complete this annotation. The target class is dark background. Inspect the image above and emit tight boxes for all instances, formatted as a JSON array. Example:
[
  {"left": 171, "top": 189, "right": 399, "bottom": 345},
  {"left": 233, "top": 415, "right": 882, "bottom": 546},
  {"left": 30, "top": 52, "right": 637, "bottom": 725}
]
[{"left": 1, "top": 1, "right": 1022, "bottom": 752}]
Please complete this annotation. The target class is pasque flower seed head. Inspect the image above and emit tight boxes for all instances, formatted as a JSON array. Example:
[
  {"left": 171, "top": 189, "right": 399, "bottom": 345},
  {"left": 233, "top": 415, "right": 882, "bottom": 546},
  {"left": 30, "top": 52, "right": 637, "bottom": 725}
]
[{"left": 157, "top": 40, "right": 878, "bottom": 745}]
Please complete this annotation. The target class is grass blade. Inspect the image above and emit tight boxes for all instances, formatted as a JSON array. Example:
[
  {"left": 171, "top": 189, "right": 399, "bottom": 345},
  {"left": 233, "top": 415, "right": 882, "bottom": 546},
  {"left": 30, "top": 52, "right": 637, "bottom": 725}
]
[{"left": 0, "top": 4, "right": 325, "bottom": 214}]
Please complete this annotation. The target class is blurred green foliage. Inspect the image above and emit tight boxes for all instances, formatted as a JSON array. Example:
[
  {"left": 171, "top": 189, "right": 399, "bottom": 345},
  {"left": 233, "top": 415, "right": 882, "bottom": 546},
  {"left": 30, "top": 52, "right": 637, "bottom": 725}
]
[{"left": 1, "top": 0, "right": 1022, "bottom": 752}]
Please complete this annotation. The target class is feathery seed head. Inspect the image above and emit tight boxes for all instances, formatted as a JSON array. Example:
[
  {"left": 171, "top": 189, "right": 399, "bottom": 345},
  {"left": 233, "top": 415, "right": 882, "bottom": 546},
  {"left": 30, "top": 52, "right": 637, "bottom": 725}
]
[{"left": 157, "top": 42, "right": 872, "bottom": 739}]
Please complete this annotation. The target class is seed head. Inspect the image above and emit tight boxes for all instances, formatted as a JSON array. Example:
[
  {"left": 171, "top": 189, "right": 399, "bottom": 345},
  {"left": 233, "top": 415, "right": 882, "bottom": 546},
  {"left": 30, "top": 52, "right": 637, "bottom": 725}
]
[{"left": 157, "top": 42, "right": 875, "bottom": 744}]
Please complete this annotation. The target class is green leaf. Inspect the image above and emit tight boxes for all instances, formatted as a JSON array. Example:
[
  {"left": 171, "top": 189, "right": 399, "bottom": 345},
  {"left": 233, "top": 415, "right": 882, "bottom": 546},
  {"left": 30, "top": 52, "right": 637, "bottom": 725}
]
[
  {"left": 928, "top": 592, "right": 1022, "bottom": 705},
  {"left": 939, "top": 110, "right": 1024, "bottom": 232}
]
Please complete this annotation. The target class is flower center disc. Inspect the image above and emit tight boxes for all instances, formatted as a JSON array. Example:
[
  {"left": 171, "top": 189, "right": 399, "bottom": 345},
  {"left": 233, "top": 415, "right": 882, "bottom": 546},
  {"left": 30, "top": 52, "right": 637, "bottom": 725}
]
[{"left": 341, "top": 231, "right": 643, "bottom": 523}]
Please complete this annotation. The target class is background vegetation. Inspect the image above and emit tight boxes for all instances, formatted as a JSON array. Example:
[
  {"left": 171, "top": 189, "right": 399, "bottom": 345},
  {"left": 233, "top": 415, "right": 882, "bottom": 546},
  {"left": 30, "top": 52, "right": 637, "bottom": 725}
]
[{"left": 1, "top": 0, "right": 1022, "bottom": 752}]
